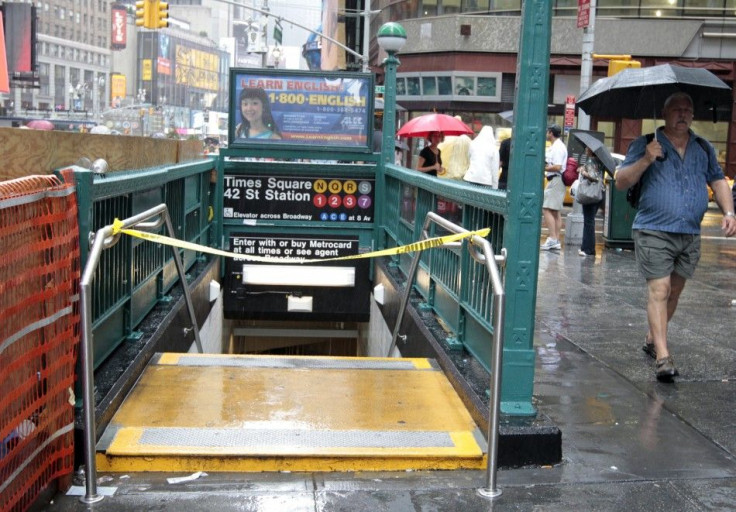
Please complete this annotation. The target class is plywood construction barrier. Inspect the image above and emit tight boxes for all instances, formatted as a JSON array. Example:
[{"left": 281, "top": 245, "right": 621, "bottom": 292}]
[{"left": 0, "top": 174, "right": 80, "bottom": 512}]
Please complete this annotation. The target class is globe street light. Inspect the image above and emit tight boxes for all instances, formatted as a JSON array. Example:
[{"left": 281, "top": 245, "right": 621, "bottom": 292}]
[
  {"left": 376, "top": 22, "right": 406, "bottom": 167},
  {"left": 376, "top": 22, "right": 406, "bottom": 249}
]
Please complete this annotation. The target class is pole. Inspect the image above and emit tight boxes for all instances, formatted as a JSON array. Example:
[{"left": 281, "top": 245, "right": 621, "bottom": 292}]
[
  {"left": 578, "top": 0, "right": 596, "bottom": 131},
  {"left": 378, "top": 44, "right": 399, "bottom": 250},
  {"left": 261, "top": 0, "right": 269, "bottom": 68},
  {"left": 362, "top": 0, "right": 370, "bottom": 72},
  {"left": 565, "top": 0, "right": 597, "bottom": 246}
]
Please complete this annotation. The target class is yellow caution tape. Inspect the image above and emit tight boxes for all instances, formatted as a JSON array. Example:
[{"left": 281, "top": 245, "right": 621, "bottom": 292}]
[{"left": 110, "top": 218, "right": 489, "bottom": 264}]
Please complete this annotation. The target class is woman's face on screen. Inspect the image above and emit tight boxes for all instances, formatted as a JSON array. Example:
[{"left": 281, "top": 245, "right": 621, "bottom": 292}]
[{"left": 241, "top": 97, "right": 264, "bottom": 123}]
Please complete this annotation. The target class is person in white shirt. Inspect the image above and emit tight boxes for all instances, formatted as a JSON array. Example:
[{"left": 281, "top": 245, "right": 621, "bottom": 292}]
[{"left": 540, "top": 124, "right": 568, "bottom": 250}]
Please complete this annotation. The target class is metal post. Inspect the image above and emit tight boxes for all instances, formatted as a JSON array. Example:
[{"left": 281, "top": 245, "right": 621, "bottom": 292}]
[
  {"left": 565, "top": 0, "right": 597, "bottom": 245},
  {"left": 578, "top": 0, "right": 596, "bottom": 132},
  {"left": 78, "top": 231, "right": 106, "bottom": 505},
  {"left": 377, "top": 23, "right": 406, "bottom": 250},
  {"left": 499, "top": 0, "right": 552, "bottom": 417},
  {"left": 162, "top": 211, "right": 204, "bottom": 353},
  {"left": 362, "top": 0, "right": 370, "bottom": 72},
  {"left": 78, "top": 204, "right": 205, "bottom": 504},
  {"left": 478, "top": 236, "right": 506, "bottom": 499},
  {"left": 383, "top": 211, "right": 507, "bottom": 498}
]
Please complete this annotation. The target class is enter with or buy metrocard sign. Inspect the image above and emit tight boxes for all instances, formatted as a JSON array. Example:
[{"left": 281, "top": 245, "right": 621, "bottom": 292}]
[{"left": 228, "top": 68, "right": 374, "bottom": 149}]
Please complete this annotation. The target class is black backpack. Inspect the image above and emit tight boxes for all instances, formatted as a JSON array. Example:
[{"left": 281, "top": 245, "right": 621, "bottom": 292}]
[{"left": 626, "top": 133, "right": 713, "bottom": 209}]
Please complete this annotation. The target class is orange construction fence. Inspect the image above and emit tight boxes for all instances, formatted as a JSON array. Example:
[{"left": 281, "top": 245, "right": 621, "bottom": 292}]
[{"left": 0, "top": 174, "right": 80, "bottom": 512}]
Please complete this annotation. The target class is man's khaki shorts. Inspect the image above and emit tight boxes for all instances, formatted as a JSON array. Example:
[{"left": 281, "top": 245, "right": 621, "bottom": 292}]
[
  {"left": 633, "top": 229, "right": 701, "bottom": 280},
  {"left": 543, "top": 176, "right": 565, "bottom": 211}
]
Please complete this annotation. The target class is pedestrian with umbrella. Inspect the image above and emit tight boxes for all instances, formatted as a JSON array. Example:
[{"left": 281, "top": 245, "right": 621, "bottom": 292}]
[
  {"left": 396, "top": 113, "right": 473, "bottom": 176},
  {"left": 416, "top": 131, "right": 444, "bottom": 176},
  {"left": 616, "top": 92, "right": 736, "bottom": 381},
  {"left": 572, "top": 132, "right": 617, "bottom": 257},
  {"left": 577, "top": 64, "right": 736, "bottom": 382}
]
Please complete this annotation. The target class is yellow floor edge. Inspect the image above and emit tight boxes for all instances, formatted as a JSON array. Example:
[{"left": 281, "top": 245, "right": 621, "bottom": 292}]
[
  {"left": 96, "top": 454, "right": 488, "bottom": 473},
  {"left": 98, "top": 353, "right": 486, "bottom": 473}
]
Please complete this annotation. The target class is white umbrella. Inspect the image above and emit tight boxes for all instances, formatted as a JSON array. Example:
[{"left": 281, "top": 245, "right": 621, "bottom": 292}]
[{"left": 90, "top": 125, "right": 111, "bottom": 134}]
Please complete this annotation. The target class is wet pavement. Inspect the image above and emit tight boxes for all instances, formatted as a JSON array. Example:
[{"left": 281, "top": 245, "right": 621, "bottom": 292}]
[{"left": 38, "top": 207, "right": 736, "bottom": 511}]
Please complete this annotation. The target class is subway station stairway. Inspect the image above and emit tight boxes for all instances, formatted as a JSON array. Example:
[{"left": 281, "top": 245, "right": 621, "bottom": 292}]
[{"left": 96, "top": 353, "right": 487, "bottom": 472}]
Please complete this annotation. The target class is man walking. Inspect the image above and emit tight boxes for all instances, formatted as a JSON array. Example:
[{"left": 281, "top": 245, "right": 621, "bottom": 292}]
[
  {"left": 540, "top": 124, "right": 567, "bottom": 250},
  {"left": 616, "top": 92, "right": 736, "bottom": 381}
]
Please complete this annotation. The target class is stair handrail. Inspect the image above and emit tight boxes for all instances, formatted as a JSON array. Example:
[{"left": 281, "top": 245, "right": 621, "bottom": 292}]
[
  {"left": 386, "top": 211, "right": 506, "bottom": 499},
  {"left": 78, "top": 204, "right": 204, "bottom": 504}
]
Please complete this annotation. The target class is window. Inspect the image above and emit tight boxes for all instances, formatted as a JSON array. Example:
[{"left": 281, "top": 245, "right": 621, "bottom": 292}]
[
  {"left": 396, "top": 78, "right": 406, "bottom": 96},
  {"left": 407, "top": 77, "right": 420, "bottom": 95},
  {"left": 465, "top": 0, "right": 491, "bottom": 12},
  {"left": 422, "top": 0, "right": 438, "bottom": 16},
  {"left": 438, "top": 76, "right": 452, "bottom": 95},
  {"left": 455, "top": 76, "right": 474, "bottom": 96},
  {"left": 477, "top": 76, "right": 497, "bottom": 97},
  {"left": 443, "top": 0, "right": 462, "bottom": 14},
  {"left": 422, "top": 76, "right": 437, "bottom": 95},
  {"left": 398, "top": 72, "right": 502, "bottom": 102}
]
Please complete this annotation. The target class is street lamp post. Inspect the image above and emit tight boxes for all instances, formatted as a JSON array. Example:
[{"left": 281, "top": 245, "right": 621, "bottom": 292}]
[
  {"left": 376, "top": 22, "right": 405, "bottom": 166},
  {"left": 376, "top": 22, "right": 406, "bottom": 249},
  {"left": 93, "top": 76, "right": 106, "bottom": 123}
]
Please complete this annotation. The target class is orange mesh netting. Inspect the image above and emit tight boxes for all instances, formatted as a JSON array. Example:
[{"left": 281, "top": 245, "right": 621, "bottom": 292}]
[{"left": 0, "top": 174, "right": 80, "bottom": 512}]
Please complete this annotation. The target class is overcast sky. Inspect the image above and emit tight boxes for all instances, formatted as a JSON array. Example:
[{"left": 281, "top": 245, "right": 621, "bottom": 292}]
[{"left": 263, "top": 0, "right": 323, "bottom": 48}]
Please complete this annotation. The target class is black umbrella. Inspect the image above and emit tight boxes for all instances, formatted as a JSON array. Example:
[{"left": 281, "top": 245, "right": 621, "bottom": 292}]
[
  {"left": 573, "top": 132, "right": 617, "bottom": 174},
  {"left": 577, "top": 64, "right": 731, "bottom": 121}
]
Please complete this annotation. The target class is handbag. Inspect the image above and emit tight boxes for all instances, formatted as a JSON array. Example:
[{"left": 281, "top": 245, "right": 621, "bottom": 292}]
[
  {"left": 576, "top": 176, "right": 603, "bottom": 204},
  {"left": 562, "top": 157, "right": 579, "bottom": 186},
  {"left": 576, "top": 160, "right": 603, "bottom": 204}
]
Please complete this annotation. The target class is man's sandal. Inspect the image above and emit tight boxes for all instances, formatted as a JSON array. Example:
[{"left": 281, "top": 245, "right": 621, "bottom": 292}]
[
  {"left": 642, "top": 340, "right": 656, "bottom": 359},
  {"left": 656, "top": 356, "right": 679, "bottom": 382}
]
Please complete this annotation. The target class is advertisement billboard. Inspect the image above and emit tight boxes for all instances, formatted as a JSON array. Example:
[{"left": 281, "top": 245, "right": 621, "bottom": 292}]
[
  {"left": 228, "top": 68, "right": 372, "bottom": 150},
  {"left": 111, "top": 4, "right": 127, "bottom": 50},
  {"left": 2, "top": 3, "right": 36, "bottom": 83}
]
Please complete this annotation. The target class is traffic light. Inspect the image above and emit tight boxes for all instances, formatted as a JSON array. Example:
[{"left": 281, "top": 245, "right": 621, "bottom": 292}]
[
  {"left": 155, "top": 1, "right": 169, "bottom": 29},
  {"left": 608, "top": 59, "right": 640, "bottom": 77},
  {"left": 135, "top": 0, "right": 166, "bottom": 29},
  {"left": 135, "top": 0, "right": 149, "bottom": 28},
  {"left": 593, "top": 54, "right": 641, "bottom": 77}
]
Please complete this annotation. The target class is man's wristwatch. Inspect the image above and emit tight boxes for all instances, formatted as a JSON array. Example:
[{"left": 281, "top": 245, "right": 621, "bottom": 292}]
[{"left": 725, "top": 212, "right": 735, "bottom": 218}]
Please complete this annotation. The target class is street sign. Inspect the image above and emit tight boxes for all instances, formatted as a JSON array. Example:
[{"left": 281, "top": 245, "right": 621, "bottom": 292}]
[
  {"left": 375, "top": 85, "right": 385, "bottom": 95},
  {"left": 577, "top": 0, "right": 590, "bottom": 28},
  {"left": 273, "top": 21, "right": 282, "bottom": 46},
  {"left": 564, "top": 95, "right": 576, "bottom": 131}
]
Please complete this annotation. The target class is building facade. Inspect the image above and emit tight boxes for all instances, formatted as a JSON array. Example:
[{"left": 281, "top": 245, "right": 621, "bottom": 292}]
[{"left": 371, "top": 0, "right": 736, "bottom": 175}]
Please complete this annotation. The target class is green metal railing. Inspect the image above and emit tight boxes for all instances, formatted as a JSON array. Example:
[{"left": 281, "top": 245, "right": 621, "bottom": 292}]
[
  {"left": 64, "top": 159, "right": 216, "bottom": 369},
  {"left": 382, "top": 163, "right": 507, "bottom": 367}
]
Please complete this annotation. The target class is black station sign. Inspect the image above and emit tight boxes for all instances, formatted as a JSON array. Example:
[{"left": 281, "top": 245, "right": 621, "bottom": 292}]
[{"left": 223, "top": 175, "right": 375, "bottom": 223}]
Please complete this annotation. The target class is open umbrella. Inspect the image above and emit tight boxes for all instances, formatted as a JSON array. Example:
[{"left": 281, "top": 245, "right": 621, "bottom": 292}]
[
  {"left": 375, "top": 97, "right": 406, "bottom": 112},
  {"left": 90, "top": 125, "right": 111, "bottom": 134},
  {"left": 498, "top": 110, "right": 514, "bottom": 123},
  {"left": 26, "top": 119, "right": 55, "bottom": 131},
  {"left": 572, "top": 132, "right": 617, "bottom": 175},
  {"left": 577, "top": 64, "right": 731, "bottom": 121},
  {"left": 394, "top": 139, "right": 409, "bottom": 151},
  {"left": 396, "top": 113, "right": 473, "bottom": 138}
]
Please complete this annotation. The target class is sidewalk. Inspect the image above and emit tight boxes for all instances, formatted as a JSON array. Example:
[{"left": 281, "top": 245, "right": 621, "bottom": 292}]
[{"left": 40, "top": 210, "right": 736, "bottom": 511}]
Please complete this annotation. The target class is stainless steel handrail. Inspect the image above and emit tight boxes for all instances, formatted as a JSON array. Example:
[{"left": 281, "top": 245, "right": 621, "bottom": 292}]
[
  {"left": 386, "top": 211, "right": 506, "bottom": 499},
  {"left": 79, "top": 204, "right": 204, "bottom": 504}
]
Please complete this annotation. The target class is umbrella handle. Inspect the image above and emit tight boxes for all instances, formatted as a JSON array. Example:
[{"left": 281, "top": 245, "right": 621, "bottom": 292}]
[{"left": 651, "top": 131, "right": 666, "bottom": 162}]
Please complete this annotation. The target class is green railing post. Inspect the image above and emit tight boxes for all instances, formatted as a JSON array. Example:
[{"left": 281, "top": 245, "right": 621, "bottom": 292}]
[
  {"left": 377, "top": 22, "right": 406, "bottom": 250},
  {"left": 501, "top": 0, "right": 553, "bottom": 416}
]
